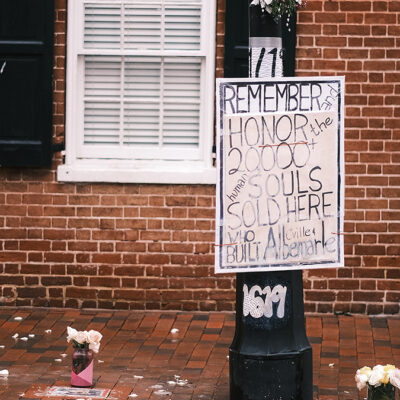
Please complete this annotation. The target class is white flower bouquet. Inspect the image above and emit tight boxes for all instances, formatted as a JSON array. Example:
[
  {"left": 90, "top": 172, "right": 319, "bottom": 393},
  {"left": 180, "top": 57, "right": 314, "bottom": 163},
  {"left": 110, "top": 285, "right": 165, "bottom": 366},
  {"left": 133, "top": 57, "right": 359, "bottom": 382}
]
[
  {"left": 251, "top": 0, "right": 305, "bottom": 19},
  {"left": 67, "top": 327, "right": 103, "bottom": 353},
  {"left": 356, "top": 365, "right": 400, "bottom": 400}
]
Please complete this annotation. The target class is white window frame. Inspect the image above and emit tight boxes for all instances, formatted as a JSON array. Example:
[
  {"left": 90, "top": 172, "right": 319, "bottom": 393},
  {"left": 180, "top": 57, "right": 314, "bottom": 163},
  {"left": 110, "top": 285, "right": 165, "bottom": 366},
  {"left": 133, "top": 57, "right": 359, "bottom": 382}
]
[{"left": 58, "top": 0, "right": 216, "bottom": 184}]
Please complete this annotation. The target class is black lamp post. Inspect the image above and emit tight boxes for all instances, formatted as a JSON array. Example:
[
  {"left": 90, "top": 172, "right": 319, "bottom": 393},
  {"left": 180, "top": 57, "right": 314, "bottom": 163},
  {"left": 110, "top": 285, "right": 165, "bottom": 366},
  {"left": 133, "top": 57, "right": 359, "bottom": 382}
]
[{"left": 229, "top": 3, "right": 313, "bottom": 399}]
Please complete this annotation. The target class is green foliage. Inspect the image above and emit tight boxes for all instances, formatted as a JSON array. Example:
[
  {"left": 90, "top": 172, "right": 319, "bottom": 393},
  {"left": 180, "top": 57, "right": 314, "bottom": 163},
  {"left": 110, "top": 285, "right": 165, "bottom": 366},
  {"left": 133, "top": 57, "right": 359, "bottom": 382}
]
[
  {"left": 269, "top": 0, "right": 301, "bottom": 18},
  {"left": 72, "top": 339, "right": 88, "bottom": 349}
]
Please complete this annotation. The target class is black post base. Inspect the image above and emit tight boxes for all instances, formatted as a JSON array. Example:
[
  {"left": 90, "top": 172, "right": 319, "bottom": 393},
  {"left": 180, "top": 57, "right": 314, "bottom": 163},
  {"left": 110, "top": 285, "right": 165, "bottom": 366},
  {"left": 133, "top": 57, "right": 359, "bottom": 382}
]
[
  {"left": 229, "top": 270, "right": 313, "bottom": 400},
  {"left": 229, "top": 346, "right": 312, "bottom": 400}
]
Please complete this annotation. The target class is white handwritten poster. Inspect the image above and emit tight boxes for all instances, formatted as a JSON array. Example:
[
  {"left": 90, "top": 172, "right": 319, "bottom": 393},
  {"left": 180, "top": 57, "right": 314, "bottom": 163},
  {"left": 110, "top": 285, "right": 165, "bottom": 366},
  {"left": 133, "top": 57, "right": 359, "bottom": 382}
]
[{"left": 215, "top": 77, "right": 345, "bottom": 273}]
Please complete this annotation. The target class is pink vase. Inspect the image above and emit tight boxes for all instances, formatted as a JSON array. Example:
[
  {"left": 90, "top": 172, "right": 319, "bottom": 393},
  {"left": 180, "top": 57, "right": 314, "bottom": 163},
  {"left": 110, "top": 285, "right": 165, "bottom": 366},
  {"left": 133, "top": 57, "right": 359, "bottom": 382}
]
[{"left": 71, "top": 346, "right": 94, "bottom": 387}]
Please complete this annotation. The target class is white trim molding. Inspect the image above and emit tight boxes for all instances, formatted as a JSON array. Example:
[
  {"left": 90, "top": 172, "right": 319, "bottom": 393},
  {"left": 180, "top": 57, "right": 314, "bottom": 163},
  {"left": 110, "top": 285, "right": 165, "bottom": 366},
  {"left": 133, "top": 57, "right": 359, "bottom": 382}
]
[{"left": 58, "top": 160, "right": 216, "bottom": 184}]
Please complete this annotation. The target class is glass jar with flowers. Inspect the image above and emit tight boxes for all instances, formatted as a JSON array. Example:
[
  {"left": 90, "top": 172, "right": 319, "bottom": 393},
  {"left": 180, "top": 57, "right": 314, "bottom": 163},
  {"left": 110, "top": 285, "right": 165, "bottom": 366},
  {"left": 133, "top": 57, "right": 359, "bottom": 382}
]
[
  {"left": 67, "top": 327, "right": 102, "bottom": 388},
  {"left": 356, "top": 364, "right": 400, "bottom": 400}
]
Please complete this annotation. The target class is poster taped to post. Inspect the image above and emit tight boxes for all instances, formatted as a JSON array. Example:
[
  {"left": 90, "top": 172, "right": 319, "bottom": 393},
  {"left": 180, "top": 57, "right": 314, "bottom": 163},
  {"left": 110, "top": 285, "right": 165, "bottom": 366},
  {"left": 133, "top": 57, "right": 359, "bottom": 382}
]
[{"left": 215, "top": 76, "right": 345, "bottom": 274}]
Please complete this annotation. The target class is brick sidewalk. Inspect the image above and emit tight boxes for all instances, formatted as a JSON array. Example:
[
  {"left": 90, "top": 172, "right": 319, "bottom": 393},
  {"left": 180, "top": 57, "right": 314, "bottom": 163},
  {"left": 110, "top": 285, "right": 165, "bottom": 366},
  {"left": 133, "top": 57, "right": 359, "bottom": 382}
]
[{"left": 0, "top": 308, "right": 399, "bottom": 399}]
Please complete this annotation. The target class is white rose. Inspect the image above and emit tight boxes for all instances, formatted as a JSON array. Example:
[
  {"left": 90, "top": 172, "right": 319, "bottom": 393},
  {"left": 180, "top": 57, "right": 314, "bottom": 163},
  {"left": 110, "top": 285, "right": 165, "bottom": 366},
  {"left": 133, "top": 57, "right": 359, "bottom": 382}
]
[
  {"left": 359, "top": 366, "right": 372, "bottom": 378},
  {"left": 66, "top": 327, "right": 78, "bottom": 343},
  {"left": 74, "top": 330, "right": 88, "bottom": 345},
  {"left": 89, "top": 342, "right": 100, "bottom": 353},
  {"left": 355, "top": 370, "right": 369, "bottom": 390},
  {"left": 389, "top": 368, "right": 400, "bottom": 390},
  {"left": 87, "top": 330, "right": 102, "bottom": 353},
  {"left": 87, "top": 330, "right": 102, "bottom": 346},
  {"left": 369, "top": 366, "right": 384, "bottom": 387}
]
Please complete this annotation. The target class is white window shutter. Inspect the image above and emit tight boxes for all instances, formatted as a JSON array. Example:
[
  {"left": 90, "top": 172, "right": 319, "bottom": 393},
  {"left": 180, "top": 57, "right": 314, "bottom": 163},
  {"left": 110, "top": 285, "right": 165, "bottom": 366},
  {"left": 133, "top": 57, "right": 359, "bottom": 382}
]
[
  {"left": 78, "top": 0, "right": 205, "bottom": 159},
  {"left": 62, "top": 0, "right": 216, "bottom": 183}
]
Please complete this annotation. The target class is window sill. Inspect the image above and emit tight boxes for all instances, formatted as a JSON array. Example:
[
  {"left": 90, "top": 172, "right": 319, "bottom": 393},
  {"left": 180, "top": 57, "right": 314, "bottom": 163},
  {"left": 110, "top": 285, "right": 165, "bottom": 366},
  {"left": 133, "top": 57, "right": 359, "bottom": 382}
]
[{"left": 57, "top": 160, "right": 216, "bottom": 185}]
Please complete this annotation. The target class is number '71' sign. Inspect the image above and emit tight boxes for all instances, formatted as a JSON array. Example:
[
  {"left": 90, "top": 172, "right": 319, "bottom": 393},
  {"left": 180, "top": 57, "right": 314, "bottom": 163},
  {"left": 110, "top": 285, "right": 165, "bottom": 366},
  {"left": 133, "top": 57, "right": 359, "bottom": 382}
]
[{"left": 249, "top": 37, "right": 283, "bottom": 78}]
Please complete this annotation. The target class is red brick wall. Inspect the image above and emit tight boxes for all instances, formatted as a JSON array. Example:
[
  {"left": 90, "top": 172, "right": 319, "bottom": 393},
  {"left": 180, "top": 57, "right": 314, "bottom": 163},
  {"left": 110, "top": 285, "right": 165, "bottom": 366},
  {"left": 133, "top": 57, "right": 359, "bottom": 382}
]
[
  {"left": 297, "top": 0, "right": 400, "bottom": 314},
  {"left": 0, "top": 0, "right": 399, "bottom": 314}
]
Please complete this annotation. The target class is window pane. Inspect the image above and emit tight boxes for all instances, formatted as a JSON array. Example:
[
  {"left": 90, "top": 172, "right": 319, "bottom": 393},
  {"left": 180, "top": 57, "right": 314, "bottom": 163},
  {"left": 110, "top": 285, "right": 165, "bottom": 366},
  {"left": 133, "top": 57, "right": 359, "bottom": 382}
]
[
  {"left": 84, "top": 3, "right": 121, "bottom": 49},
  {"left": 84, "top": 56, "right": 121, "bottom": 145},
  {"left": 164, "top": 5, "right": 201, "bottom": 50},
  {"left": 124, "top": 3, "right": 162, "bottom": 50},
  {"left": 124, "top": 103, "right": 160, "bottom": 146},
  {"left": 85, "top": 56, "right": 121, "bottom": 99},
  {"left": 84, "top": 101, "right": 120, "bottom": 145},
  {"left": 163, "top": 103, "right": 199, "bottom": 146},
  {"left": 124, "top": 57, "right": 161, "bottom": 100},
  {"left": 123, "top": 57, "right": 201, "bottom": 148},
  {"left": 83, "top": 0, "right": 201, "bottom": 51},
  {"left": 163, "top": 58, "right": 201, "bottom": 147},
  {"left": 124, "top": 57, "right": 161, "bottom": 146},
  {"left": 163, "top": 58, "right": 201, "bottom": 101}
]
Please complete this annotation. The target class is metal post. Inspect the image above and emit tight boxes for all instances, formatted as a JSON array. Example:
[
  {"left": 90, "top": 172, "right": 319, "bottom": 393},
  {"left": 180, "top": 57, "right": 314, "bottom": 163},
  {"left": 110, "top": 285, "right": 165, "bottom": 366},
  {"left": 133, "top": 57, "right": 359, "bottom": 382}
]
[{"left": 229, "top": 3, "right": 313, "bottom": 399}]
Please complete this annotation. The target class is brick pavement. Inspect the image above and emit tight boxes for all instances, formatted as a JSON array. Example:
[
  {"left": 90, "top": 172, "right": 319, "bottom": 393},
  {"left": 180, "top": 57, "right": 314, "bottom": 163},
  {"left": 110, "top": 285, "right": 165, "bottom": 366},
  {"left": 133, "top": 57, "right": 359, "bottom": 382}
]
[{"left": 0, "top": 308, "right": 399, "bottom": 399}]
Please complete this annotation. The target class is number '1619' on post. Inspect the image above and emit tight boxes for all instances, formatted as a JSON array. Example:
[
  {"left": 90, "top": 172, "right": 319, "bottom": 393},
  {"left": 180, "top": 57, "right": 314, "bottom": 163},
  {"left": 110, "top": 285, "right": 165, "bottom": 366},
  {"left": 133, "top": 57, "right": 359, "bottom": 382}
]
[{"left": 215, "top": 76, "right": 345, "bottom": 274}]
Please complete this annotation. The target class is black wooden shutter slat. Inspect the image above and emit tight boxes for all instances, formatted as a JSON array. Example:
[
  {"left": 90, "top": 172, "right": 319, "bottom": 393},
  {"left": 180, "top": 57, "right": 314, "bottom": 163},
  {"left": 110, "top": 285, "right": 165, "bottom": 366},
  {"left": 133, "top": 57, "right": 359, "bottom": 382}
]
[
  {"left": 224, "top": 1, "right": 250, "bottom": 78},
  {"left": 0, "top": 42, "right": 46, "bottom": 53},
  {"left": 0, "top": 0, "right": 54, "bottom": 167}
]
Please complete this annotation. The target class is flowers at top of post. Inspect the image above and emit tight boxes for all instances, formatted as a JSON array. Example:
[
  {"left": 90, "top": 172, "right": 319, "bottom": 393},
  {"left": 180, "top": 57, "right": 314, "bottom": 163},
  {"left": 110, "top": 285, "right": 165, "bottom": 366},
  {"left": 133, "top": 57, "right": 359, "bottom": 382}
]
[
  {"left": 251, "top": 0, "right": 305, "bottom": 19},
  {"left": 67, "top": 326, "right": 103, "bottom": 353},
  {"left": 355, "top": 364, "right": 400, "bottom": 391}
]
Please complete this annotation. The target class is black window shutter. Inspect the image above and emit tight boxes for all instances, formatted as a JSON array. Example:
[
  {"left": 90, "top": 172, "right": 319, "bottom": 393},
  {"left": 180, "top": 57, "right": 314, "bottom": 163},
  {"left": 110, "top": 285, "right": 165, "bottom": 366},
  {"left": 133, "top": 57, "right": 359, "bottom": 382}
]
[
  {"left": 224, "top": 1, "right": 250, "bottom": 78},
  {"left": 224, "top": 1, "right": 296, "bottom": 78},
  {"left": 0, "top": 0, "right": 54, "bottom": 167}
]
